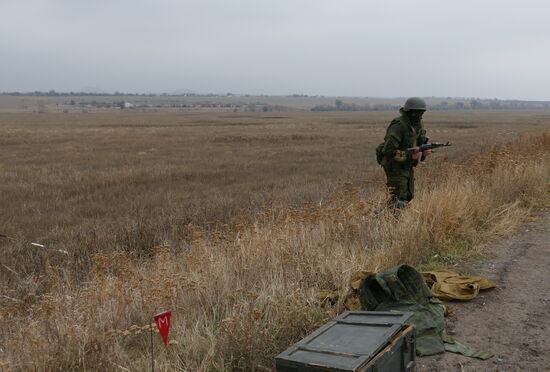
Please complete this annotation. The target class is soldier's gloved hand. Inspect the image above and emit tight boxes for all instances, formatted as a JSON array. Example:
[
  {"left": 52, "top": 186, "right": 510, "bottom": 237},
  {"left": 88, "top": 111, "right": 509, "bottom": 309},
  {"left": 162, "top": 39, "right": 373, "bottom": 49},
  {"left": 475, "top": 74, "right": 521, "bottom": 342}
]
[{"left": 411, "top": 147, "right": 421, "bottom": 161}]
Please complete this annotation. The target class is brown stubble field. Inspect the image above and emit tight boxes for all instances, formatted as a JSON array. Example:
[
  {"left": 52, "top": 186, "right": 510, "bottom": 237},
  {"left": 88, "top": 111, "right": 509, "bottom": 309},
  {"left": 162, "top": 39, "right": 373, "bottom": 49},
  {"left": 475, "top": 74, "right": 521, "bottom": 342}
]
[
  {"left": 0, "top": 110, "right": 548, "bottom": 277},
  {"left": 0, "top": 107, "right": 550, "bottom": 369},
  {"left": 0, "top": 111, "right": 550, "bottom": 221}
]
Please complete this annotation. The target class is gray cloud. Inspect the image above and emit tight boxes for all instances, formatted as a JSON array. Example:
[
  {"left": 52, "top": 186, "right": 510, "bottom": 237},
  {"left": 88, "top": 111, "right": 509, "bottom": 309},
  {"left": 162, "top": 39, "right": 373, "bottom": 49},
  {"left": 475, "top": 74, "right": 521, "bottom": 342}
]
[{"left": 1, "top": 0, "right": 550, "bottom": 99}]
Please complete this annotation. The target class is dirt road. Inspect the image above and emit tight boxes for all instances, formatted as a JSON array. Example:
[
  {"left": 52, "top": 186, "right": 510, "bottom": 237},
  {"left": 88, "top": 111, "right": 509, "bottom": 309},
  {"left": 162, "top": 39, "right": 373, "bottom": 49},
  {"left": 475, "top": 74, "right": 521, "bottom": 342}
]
[{"left": 418, "top": 211, "right": 550, "bottom": 372}]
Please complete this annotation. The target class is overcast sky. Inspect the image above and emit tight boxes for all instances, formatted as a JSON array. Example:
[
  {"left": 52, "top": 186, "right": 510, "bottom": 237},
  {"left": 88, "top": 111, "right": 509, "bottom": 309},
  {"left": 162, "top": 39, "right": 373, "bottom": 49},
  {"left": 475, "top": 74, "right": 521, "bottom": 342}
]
[{"left": 1, "top": 0, "right": 550, "bottom": 100}]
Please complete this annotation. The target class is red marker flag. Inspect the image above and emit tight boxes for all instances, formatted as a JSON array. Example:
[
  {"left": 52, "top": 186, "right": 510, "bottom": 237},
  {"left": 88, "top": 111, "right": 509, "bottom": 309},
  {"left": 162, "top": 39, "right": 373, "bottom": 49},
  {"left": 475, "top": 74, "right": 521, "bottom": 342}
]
[{"left": 153, "top": 310, "right": 172, "bottom": 346}]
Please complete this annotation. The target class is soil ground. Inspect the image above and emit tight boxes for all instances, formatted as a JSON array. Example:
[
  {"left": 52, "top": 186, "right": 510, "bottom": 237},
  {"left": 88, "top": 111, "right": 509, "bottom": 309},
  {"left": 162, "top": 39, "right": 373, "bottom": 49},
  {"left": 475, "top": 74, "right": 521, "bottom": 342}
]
[{"left": 418, "top": 210, "right": 550, "bottom": 371}]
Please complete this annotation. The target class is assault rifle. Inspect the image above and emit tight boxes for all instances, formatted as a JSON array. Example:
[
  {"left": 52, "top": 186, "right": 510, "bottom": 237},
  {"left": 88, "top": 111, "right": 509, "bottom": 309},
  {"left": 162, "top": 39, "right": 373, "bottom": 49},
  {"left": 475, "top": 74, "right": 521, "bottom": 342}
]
[{"left": 407, "top": 141, "right": 451, "bottom": 154}]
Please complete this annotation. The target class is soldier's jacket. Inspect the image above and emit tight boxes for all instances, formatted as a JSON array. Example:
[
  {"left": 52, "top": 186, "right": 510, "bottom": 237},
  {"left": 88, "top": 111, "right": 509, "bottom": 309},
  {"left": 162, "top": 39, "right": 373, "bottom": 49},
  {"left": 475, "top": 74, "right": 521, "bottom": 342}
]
[{"left": 377, "top": 109, "right": 428, "bottom": 174}]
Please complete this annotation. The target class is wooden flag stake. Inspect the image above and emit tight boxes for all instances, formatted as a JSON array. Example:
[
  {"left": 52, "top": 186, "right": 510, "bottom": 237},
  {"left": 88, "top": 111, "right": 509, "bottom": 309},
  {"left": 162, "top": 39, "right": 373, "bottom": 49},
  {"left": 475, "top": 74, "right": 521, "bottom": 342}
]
[{"left": 150, "top": 322, "right": 155, "bottom": 372}]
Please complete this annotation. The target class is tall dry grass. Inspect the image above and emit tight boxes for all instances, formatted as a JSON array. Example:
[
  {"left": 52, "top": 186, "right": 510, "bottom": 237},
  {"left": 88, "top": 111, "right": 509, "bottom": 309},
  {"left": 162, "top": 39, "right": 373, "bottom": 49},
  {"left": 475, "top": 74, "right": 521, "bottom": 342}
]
[{"left": 1, "top": 133, "right": 549, "bottom": 371}]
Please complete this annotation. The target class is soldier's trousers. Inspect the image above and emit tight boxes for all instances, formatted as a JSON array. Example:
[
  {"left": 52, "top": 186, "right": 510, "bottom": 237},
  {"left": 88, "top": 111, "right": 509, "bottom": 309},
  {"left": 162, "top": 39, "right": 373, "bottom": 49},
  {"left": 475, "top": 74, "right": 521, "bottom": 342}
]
[{"left": 384, "top": 167, "right": 415, "bottom": 202}]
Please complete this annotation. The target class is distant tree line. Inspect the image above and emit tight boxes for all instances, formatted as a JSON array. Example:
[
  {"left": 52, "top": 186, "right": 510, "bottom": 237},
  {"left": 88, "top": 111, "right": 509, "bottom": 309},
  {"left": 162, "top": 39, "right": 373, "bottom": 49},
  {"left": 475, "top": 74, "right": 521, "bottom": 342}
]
[
  {"left": 1, "top": 90, "right": 319, "bottom": 98},
  {"left": 4, "top": 91, "right": 549, "bottom": 111},
  {"left": 311, "top": 99, "right": 399, "bottom": 111},
  {"left": 312, "top": 99, "right": 550, "bottom": 111},
  {"left": 60, "top": 99, "right": 293, "bottom": 112}
]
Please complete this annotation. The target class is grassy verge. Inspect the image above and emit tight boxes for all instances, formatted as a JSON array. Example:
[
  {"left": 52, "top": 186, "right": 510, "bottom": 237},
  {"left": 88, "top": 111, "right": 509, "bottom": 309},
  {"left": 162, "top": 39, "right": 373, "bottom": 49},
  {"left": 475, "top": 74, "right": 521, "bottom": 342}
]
[{"left": 1, "top": 133, "right": 549, "bottom": 371}]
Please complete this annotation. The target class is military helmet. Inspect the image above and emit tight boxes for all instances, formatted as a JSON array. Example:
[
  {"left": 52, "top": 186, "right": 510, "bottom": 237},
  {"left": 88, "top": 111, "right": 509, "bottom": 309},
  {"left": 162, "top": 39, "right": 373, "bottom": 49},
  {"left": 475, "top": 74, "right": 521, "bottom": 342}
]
[{"left": 403, "top": 97, "right": 427, "bottom": 111}]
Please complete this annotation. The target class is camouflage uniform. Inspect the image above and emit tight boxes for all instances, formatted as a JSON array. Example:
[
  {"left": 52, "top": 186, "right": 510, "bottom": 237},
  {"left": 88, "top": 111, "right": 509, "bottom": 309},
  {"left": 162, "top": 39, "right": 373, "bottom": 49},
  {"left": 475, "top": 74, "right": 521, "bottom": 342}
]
[{"left": 378, "top": 107, "right": 428, "bottom": 203}]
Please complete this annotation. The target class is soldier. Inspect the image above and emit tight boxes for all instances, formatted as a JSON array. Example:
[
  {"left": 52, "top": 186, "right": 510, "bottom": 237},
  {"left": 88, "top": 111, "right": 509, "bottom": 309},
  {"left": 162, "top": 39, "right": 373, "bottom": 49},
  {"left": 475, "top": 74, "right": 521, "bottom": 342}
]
[{"left": 376, "top": 97, "right": 432, "bottom": 208}]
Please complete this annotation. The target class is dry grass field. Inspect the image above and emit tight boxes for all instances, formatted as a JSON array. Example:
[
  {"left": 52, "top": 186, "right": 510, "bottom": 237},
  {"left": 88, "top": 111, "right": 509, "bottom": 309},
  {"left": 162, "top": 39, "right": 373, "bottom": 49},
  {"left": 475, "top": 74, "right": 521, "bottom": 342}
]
[{"left": 0, "top": 107, "right": 549, "bottom": 370}]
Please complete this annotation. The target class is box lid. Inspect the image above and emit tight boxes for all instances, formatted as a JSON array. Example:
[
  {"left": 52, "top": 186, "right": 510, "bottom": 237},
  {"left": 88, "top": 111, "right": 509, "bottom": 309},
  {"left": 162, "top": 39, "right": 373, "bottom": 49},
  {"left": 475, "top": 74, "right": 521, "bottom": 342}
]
[
  {"left": 276, "top": 311, "right": 413, "bottom": 371},
  {"left": 335, "top": 311, "right": 413, "bottom": 325}
]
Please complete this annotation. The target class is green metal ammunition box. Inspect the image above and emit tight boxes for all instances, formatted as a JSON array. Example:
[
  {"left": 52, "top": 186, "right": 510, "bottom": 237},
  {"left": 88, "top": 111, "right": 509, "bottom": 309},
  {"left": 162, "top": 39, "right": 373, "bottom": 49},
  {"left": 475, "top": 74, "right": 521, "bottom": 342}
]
[{"left": 275, "top": 311, "right": 415, "bottom": 372}]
